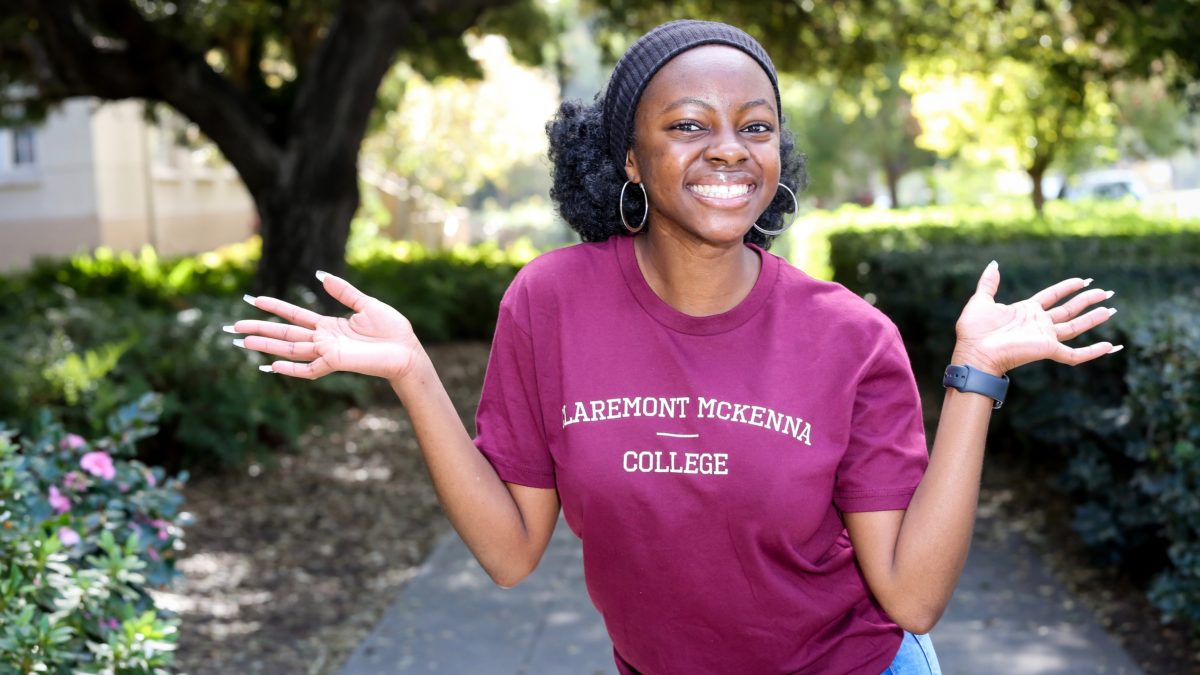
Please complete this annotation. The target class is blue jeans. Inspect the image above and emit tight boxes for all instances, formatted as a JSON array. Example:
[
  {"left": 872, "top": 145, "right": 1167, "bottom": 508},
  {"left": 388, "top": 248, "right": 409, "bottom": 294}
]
[{"left": 881, "top": 631, "right": 941, "bottom": 674}]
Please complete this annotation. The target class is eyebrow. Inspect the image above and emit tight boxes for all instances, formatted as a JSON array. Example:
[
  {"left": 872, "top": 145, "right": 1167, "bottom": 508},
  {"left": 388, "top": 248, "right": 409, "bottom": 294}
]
[{"left": 660, "top": 97, "right": 775, "bottom": 115}]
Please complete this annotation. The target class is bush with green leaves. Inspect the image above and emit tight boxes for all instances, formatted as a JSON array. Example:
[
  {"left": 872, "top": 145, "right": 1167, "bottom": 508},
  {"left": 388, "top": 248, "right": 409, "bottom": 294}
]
[
  {"left": 826, "top": 205, "right": 1200, "bottom": 637},
  {"left": 1061, "top": 297, "right": 1200, "bottom": 634},
  {"left": 0, "top": 236, "right": 535, "bottom": 471},
  {"left": 0, "top": 393, "right": 187, "bottom": 673}
]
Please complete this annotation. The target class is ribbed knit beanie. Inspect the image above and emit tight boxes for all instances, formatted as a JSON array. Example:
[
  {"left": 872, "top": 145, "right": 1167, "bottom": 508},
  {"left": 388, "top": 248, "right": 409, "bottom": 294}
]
[{"left": 602, "top": 20, "right": 781, "bottom": 173}]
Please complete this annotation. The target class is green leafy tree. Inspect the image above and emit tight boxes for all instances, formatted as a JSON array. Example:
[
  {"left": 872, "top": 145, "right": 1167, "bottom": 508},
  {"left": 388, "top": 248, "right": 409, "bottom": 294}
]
[
  {"left": 0, "top": 0, "right": 551, "bottom": 299},
  {"left": 365, "top": 34, "right": 559, "bottom": 207},
  {"left": 1067, "top": 0, "right": 1200, "bottom": 109},
  {"left": 903, "top": 55, "right": 1119, "bottom": 211}
]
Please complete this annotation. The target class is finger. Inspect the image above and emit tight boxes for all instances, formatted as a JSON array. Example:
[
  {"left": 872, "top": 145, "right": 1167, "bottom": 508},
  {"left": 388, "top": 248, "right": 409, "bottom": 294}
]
[
  {"left": 240, "top": 335, "right": 319, "bottom": 361},
  {"left": 317, "top": 271, "right": 373, "bottom": 313},
  {"left": 974, "top": 260, "right": 1000, "bottom": 298},
  {"left": 1054, "top": 306, "right": 1116, "bottom": 341},
  {"left": 1049, "top": 341, "right": 1116, "bottom": 366},
  {"left": 1031, "top": 277, "right": 1090, "bottom": 311},
  {"left": 1046, "top": 288, "right": 1113, "bottom": 323},
  {"left": 246, "top": 295, "right": 323, "bottom": 329},
  {"left": 264, "top": 357, "right": 333, "bottom": 380},
  {"left": 230, "top": 320, "right": 315, "bottom": 343}
]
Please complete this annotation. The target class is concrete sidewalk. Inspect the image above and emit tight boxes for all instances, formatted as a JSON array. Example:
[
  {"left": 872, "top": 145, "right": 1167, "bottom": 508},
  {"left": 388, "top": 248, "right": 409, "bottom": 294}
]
[{"left": 337, "top": 511, "right": 1145, "bottom": 675}]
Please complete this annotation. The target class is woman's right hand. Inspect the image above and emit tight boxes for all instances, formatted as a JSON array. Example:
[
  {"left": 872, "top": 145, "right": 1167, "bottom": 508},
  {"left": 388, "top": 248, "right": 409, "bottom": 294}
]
[{"left": 228, "top": 271, "right": 423, "bottom": 382}]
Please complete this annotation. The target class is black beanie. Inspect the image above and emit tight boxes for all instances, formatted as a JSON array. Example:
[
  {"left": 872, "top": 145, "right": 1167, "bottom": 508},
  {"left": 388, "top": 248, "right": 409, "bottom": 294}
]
[{"left": 601, "top": 20, "right": 782, "bottom": 173}]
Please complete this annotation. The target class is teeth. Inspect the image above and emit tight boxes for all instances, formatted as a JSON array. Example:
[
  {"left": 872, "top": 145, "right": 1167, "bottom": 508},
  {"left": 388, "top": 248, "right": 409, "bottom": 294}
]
[{"left": 689, "top": 184, "right": 751, "bottom": 199}]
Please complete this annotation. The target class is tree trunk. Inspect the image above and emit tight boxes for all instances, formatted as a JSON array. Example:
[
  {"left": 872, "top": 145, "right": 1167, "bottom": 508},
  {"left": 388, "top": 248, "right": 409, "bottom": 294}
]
[
  {"left": 254, "top": 170, "right": 359, "bottom": 303},
  {"left": 1029, "top": 165, "right": 1046, "bottom": 214},
  {"left": 884, "top": 163, "right": 902, "bottom": 210}
]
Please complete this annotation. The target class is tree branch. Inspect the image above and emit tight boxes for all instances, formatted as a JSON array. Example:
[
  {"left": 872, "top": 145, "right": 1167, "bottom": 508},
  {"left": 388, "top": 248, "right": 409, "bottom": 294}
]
[{"left": 17, "top": 0, "right": 282, "bottom": 195}]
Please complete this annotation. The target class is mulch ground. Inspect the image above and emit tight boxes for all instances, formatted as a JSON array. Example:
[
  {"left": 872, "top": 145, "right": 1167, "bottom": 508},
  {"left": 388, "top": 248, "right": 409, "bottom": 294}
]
[
  {"left": 159, "top": 341, "right": 1198, "bottom": 674},
  {"left": 157, "top": 343, "right": 488, "bottom": 674}
]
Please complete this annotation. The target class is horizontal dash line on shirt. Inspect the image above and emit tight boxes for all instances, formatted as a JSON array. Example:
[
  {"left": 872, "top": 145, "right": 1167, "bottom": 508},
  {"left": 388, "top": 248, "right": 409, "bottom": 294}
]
[{"left": 655, "top": 432, "right": 700, "bottom": 438}]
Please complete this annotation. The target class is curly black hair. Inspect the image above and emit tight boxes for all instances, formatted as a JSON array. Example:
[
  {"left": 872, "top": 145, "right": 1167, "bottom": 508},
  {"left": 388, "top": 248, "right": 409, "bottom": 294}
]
[{"left": 545, "top": 97, "right": 808, "bottom": 250}]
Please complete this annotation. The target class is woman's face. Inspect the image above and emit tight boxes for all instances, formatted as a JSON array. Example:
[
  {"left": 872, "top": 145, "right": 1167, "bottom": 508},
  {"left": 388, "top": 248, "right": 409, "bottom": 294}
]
[{"left": 626, "top": 45, "right": 781, "bottom": 248}]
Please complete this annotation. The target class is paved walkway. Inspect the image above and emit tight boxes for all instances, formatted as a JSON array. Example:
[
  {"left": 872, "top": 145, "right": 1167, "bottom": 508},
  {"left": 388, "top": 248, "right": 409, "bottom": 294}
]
[{"left": 338, "top": 510, "right": 1145, "bottom": 675}]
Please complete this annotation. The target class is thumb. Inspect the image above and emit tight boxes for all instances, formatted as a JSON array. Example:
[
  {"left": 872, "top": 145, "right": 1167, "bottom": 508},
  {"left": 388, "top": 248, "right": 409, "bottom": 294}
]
[{"left": 975, "top": 260, "right": 1000, "bottom": 298}]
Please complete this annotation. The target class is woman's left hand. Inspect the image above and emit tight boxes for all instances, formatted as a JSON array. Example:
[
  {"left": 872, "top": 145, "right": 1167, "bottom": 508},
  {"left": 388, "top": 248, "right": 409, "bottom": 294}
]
[{"left": 951, "top": 260, "right": 1121, "bottom": 375}]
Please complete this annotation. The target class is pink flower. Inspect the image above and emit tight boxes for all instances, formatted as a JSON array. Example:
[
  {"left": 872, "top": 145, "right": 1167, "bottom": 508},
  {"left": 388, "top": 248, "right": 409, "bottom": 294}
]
[
  {"left": 117, "top": 483, "right": 130, "bottom": 493},
  {"left": 79, "top": 451, "right": 116, "bottom": 481},
  {"left": 48, "top": 485, "right": 71, "bottom": 514},
  {"left": 144, "top": 470, "right": 157, "bottom": 487},
  {"left": 60, "top": 433, "right": 86, "bottom": 450},
  {"left": 58, "top": 527, "right": 81, "bottom": 546},
  {"left": 147, "top": 547, "right": 160, "bottom": 561},
  {"left": 106, "top": 618, "right": 120, "bottom": 630},
  {"left": 62, "top": 471, "right": 88, "bottom": 491},
  {"left": 150, "top": 519, "right": 170, "bottom": 541}
]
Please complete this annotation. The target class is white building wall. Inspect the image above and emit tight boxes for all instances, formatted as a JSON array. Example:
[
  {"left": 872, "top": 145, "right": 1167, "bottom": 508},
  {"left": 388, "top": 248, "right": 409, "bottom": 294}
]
[
  {"left": 0, "top": 97, "right": 256, "bottom": 271},
  {"left": 0, "top": 99, "right": 101, "bottom": 270}
]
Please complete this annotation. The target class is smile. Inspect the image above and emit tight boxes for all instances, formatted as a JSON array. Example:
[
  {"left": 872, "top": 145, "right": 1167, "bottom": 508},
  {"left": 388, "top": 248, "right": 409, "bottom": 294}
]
[{"left": 687, "top": 183, "right": 754, "bottom": 199}]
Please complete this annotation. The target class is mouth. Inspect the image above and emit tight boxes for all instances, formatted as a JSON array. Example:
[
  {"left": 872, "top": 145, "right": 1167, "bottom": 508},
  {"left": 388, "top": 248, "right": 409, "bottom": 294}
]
[{"left": 686, "top": 182, "right": 756, "bottom": 204}]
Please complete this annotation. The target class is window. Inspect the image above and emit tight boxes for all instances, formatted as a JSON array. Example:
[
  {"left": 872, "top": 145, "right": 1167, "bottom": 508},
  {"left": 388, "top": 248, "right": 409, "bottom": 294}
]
[{"left": 12, "top": 127, "right": 35, "bottom": 166}]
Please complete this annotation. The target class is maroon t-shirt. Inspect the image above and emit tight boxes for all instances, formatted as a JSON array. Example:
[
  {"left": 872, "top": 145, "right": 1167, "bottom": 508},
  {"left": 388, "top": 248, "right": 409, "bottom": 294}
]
[{"left": 472, "top": 234, "right": 929, "bottom": 674}]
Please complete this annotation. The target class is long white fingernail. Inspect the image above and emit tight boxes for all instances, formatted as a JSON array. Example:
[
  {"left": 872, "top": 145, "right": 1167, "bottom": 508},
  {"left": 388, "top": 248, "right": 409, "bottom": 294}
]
[
  {"left": 259, "top": 365, "right": 274, "bottom": 372},
  {"left": 232, "top": 339, "right": 245, "bottom": 348},
  {"left": 1082, "top": 278, "right": 1094, "bottom": 287},
  {"left": 1108, "top": 344, "right": 1124, "bottom": 354},
  {"left": 222, "top": 325, "right": 238, "bottom": 333},
  {"left": 1104, "top": 290, "right": 1115, "bottom": 299},
  {"left": 988, "top": 260, "right": 998, "bottom": 269},
  {"left": 1108, "top": 308, "right": 1118, "bottom": 316},
  {"left": 243, "top": 294, "right": 258, "bottom": 306},
  {"left": 315, "top": 270, "right": 329, "bottom": 282}
]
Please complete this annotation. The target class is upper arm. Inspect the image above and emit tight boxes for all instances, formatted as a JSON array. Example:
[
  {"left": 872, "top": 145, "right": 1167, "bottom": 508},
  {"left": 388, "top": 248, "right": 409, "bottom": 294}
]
[
  {"left": 505, "top": 481, "right": 561, "bottom": 583},
  {"left": 843, "top": 509, "right": 907, "bottom": 623}
]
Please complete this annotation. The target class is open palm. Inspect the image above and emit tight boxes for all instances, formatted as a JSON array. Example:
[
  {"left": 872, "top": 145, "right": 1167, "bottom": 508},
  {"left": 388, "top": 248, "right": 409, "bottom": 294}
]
[
  {"left": 953, "top": 261, "right": 1119, "bottom": 375},
  {"left": 228, "top": 272, "right": 421, "bottom": 381}
]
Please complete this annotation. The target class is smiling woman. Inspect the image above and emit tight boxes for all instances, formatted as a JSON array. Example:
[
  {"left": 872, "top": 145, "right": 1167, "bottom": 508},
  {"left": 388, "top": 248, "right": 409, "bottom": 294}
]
[{"left": 226, "top": 18, "right": 1122, "bottom": 675}]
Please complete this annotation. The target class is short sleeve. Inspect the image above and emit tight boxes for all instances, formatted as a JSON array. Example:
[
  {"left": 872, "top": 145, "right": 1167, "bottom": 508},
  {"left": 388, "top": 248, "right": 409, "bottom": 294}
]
[
  {"left": 471, "top": 284, "right": 557, "bottom": 489},
  {"left": 833, "top": 322, "right": 929, "bottom": 512}
]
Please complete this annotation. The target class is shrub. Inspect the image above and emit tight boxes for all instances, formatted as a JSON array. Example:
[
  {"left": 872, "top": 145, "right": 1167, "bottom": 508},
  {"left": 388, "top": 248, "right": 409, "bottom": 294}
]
[
  {"left": 0, "top": 237, "right": 535, "bottom": 471},
  {"left": 826, "top": 207, "right": 1200, "bottom": 637},
  {"left": 0, "top": 394, "right": 188, "bottom": 673},
  {"left": 1065, "top": 297, "right": 1200, "bottom": 634}
]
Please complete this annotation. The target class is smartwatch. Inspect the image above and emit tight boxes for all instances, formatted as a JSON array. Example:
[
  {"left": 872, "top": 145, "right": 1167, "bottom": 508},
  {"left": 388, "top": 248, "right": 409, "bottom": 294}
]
[{"left": 942, "top": 364, "right": 1009, "bottom": 410}]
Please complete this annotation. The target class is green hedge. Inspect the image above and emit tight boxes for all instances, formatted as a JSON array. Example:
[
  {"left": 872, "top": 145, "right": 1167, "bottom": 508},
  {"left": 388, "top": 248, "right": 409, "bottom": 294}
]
[
  {"left": 0, "top": 238, "right": 532, "bottom": 472},
  {"left": 827, "top": 206, "right": 1200, "bottom": 637}
]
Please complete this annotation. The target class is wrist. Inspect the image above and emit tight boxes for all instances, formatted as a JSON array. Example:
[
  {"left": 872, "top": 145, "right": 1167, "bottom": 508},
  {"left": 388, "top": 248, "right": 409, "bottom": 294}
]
[
  {"left": 388, "top": 344, "right": 434, "bottom": 397},
  {"left": 951, "top": 343, "right": 1005, "bottom": 376}
]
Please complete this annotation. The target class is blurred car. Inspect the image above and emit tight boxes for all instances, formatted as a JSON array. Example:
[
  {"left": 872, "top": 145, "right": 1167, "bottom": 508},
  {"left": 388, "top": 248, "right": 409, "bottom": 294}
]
[{"left": 1058, "top": 169, "right": 1148, "bottom": 202}]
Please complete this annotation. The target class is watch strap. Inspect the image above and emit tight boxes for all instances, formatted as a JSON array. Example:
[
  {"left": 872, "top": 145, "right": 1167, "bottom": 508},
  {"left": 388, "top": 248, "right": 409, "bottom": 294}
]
[{"left": 943, "top": 364, "right": 1009, "bottom": 410}]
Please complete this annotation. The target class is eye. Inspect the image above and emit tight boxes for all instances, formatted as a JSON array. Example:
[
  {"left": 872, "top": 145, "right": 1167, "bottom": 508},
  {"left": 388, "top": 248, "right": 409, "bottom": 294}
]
[
  {"left": 669, "top": 121, "right": 705, "bottom": 133},
  {"left": 743, "top": 122, "right": 774, "bottom": 134}
]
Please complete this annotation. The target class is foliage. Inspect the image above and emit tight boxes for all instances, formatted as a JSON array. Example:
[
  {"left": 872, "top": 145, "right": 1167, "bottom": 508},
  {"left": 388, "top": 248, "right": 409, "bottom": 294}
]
[
  {"left": 364, "top": 33, "right": 559, "bottom": 207},
  {"left": 826, "top": 206, "right": 1200, "bottom": 637},
  {"left": 0, "top": 394, "right": 188, "bottom": 673},
  {"left": 1067, "top": 0, "right": 1200, "bottom": 109},
  {"left": 0, "top": 238, "right": 532, "bottom": 472},
  {"left": 903, "top": 56, "right": 1119, "bottom": 193},
  {"left": 781, "top": 63, "right": 937, "bottom": 207}
]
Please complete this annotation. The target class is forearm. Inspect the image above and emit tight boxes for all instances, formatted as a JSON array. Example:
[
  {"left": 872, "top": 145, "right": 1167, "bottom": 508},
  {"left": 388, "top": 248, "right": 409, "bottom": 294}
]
[
  {"left": 388, "top": 347, "right": 535, "bottom": 587},
  {"left": 889, "top": 352, "right": 998, "bottom": 630}
]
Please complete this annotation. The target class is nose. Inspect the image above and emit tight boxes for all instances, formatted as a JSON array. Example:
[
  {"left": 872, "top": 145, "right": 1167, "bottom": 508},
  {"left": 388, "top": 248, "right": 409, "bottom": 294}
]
[{"left": 703, "top": 125, "right": 748, "bottom": 165}]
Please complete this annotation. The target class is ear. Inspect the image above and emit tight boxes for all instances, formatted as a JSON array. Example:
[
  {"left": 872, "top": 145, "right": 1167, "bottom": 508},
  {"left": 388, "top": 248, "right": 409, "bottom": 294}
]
[{"left": 625, "top": 149, "right": 641, "bottom": 184}]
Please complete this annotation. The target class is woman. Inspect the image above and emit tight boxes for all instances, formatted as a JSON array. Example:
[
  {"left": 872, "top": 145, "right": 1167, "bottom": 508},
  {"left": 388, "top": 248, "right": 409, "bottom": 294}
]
[{"left": 225, "top": 20, "right": 1119, "bottom": 675}]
